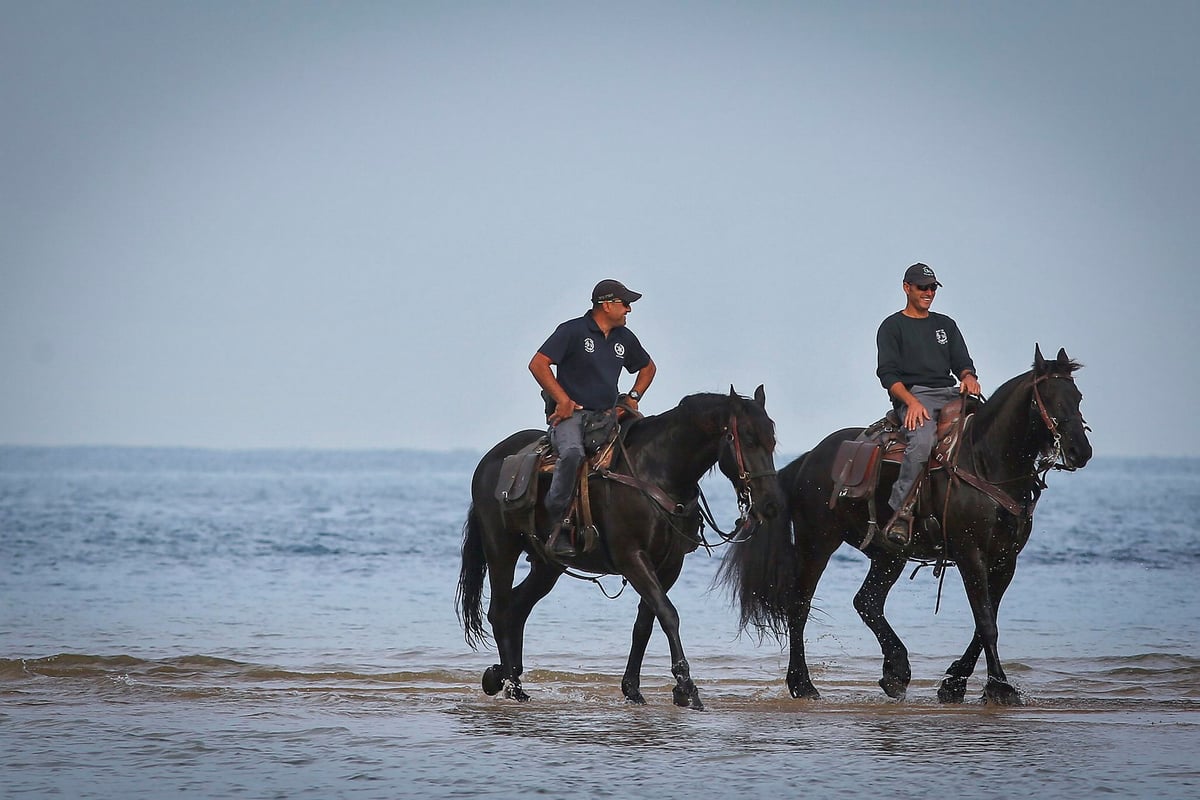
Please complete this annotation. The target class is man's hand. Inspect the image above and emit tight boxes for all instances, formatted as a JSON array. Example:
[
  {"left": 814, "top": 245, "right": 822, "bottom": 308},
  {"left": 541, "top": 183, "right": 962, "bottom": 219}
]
[
  {"left": 960, "top": 373, "right": 982, "bottom": 396},
  {"left": 549, "top": 398, "right": 582, "bottom": 425},
  {"left": 903, "top": 401, "right": 930, "bottom": 431}
]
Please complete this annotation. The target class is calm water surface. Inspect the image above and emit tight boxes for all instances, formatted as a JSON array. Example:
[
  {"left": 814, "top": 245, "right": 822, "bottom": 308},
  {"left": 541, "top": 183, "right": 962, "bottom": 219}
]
[{"left": 1, "top": 448, "right": 1197, "bottom": 798}]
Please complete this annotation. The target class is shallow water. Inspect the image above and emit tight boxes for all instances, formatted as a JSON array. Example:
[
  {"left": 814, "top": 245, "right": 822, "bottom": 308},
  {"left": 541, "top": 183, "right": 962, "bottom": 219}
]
[{"left": 2, "top": 448, "right": 1197, "bottom": 798}]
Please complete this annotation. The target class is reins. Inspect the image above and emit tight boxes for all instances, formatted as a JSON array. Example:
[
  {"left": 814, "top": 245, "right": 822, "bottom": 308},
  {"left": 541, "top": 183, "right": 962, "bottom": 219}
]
[
  {"left": 552, "top": 400, "right": 775, "bottom": 594},
  {"left": 603, "top": 406, "right": 773, "bottom": 553}
]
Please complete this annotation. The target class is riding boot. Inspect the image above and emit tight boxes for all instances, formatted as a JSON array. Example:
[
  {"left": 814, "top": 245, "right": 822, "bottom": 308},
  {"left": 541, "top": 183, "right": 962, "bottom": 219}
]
[
  {"left": 546, "top": 517, "right": 577, "bottom": 558},
  {"left": 542, "top": 493, "right": 577, "bottom": 559},
  {"left": 883, "top": 477, "right": 925, "bottom": 550}
]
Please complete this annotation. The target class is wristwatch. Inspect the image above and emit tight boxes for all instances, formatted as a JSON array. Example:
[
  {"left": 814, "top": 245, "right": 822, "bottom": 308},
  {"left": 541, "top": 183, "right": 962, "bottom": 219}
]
[{"left": 628, "top": 389, "right": 642, "bottom": 401}]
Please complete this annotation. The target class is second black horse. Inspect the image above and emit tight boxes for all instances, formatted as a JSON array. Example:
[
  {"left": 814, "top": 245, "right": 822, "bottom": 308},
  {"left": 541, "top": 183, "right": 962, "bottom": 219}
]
[{"left": 721, "top": 346, "right": 1092, "bottom": 705}]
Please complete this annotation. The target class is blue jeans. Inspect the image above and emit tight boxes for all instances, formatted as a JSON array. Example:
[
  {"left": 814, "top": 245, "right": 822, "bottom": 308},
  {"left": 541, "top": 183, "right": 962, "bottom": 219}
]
[
  {"left": 544, "top": 414, "right": 585, "bottom": 520},
  {"left": 889, "top": 386, "right": 959, "bottom": 513}
]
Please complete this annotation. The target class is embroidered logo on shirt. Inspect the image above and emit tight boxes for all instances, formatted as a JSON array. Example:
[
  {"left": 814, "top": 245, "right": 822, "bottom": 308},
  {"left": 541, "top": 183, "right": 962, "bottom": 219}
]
[
  {"left": 936, "top": 329, "right": 948, "bottom": 345},
  {"left": 614, "top": 343, "right": 625, "bottom": 358},
  {"left": 584, "top": 337, "right": 595, "bottom": 353}
]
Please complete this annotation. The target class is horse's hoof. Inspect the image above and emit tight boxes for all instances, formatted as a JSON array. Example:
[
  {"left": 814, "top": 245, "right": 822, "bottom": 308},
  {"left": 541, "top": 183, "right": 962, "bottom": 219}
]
[
  {"left": 937, "top": 675, "right": 968, "bottom": 703},
  {"left": 621, "top": 679, "right": 646, "bottom": 705},
  {"left": 482, "top": 664, "right": 504, "bottom": 696},
  {"left": 983, "top": 678, "right": 1022, "bottom": 706},
  {"left": 672, "top": 684, "right": 705, "bottom": 710},
  {"left": 879, "top": 675, "right": 908, "bottom": 700},
  {"left": 788, "top": 680, "right": 820, "bottom": 700},
  {"left": 503, "top": 679, "right": 530, "bottom": 703}
]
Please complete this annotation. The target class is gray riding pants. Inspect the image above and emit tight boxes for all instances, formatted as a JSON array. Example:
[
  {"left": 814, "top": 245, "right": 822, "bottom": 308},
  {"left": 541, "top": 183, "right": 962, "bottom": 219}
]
[
  {"left": 889, "top": 385, "right": 960, "bottom": 512},
  {"left": 544, "top": 414, "right": 585, "bottom": 520}
]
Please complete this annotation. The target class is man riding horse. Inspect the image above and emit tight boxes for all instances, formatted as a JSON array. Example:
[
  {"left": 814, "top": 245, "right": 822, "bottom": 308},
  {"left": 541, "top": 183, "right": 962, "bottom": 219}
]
[
  {"left": 877, "top": 263, "right": 982, "bottom": 548},
  {"left": 528, "top": 279, "right": 657, "bottom": 557}
]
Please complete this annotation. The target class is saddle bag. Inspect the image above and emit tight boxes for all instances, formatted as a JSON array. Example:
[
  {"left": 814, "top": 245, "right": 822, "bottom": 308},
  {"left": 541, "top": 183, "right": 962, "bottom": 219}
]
[
  {"left": 830, "top": 439, "right": 883, "bottom": 508},
  {"left": 494, "top": 439, "right": 550, "bottom": 510}
]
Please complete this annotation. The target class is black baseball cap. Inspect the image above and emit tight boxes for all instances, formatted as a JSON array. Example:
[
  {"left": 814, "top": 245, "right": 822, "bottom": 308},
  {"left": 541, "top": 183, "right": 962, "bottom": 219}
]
[
  {"left": 591, "top": 279, "right": 643, "bottom": 304},
  {"left": 903, "top": 263, "right": 942, "bottom": 288}
]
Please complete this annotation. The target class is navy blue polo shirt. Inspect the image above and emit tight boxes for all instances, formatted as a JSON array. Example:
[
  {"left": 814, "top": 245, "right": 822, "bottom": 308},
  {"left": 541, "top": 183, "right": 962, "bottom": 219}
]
[{"left": 538, "top": 312, "right": 651, "bottom": 411}]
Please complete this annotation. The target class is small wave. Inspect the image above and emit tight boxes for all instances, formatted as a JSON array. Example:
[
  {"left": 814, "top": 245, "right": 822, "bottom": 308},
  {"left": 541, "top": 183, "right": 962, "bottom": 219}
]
[
  {"left": 1, "top": 653, "right": 479, "bottom": 689},
  {"left": 6, "top": 652, "right": 1199, "bottom": 713}
]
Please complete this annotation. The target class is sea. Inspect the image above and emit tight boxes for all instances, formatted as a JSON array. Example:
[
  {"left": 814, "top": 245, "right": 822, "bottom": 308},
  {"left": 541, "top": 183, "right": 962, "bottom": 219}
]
[{"left": 1, "top": 446, "right": 1197, "bottom": 799}]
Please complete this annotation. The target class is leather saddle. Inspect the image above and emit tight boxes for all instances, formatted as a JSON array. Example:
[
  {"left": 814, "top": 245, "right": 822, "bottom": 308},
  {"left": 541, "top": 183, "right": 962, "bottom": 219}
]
[
  {"left": 829, "top": 397, "right": 969, "bottom": 510},
  {"left": 493, "top": 408, "right": 637, "bottom": 557}
]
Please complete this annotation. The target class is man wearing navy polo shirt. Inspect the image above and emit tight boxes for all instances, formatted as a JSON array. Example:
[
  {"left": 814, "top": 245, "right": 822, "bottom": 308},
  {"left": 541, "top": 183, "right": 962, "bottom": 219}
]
[{"left": 529, "top": 279, "right": 656, "bottom": 556}]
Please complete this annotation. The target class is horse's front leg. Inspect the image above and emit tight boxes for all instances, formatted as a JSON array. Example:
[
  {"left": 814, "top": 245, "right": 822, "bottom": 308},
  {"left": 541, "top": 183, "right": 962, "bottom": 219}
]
[
  {"left": 937, "top": 634, "right": 982, "bottom": 703},
  {"left": 621, "top": 601, "right": 655, "bottom": 704},
  {"left": 957, "top": 551, "right": 1022, "bottom": 706},
  {"left": 854, "top": 553, "right": 911, "bottom": 699},
  {"left": 621, "top": 552, "right": 703, "bottom": 709}
]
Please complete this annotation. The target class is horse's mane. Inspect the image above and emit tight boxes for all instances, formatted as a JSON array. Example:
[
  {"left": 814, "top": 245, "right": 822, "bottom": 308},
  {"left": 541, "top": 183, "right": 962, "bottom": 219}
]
[
  {"left": 626, "top": 391, "right": 777, "bottom": 451},
  {"left": 1050, "top": 356, "right": 1084, "bottom": 375},
  {"left": 974, "top": 354, "right": 1083, "bottom": 429},
  {"left": 678, "top": 391, "right": 777, "bottom": 448}
]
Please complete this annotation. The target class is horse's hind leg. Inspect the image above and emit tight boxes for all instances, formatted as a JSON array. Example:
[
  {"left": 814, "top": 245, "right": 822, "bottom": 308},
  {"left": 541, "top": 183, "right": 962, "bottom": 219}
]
[
  {"left": 485, "top": 555, "right": 561, "bottom": 702},
  {"left": 786, "top": 544, "right": 837, "bottom": 699},
  {"left": 854, "top": 554, "right": 911, "bottom": 699},
  {"left": 481, "top": 555, "right": 523, "bottom": 699}
]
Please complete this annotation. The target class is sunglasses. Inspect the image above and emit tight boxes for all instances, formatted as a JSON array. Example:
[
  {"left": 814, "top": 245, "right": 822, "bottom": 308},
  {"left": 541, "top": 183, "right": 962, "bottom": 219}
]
[
  {"left": 601, "top": 297, "right": 631, "bottom": 308},
  {"left": 910, "top": 283, "right": 938, "bottom": 293}
]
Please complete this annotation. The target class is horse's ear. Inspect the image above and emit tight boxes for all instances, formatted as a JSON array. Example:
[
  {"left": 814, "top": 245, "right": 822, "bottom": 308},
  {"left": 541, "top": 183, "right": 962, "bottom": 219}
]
[
  {"left": 1056, "top": 347, "right": 1070, "bottom": 365},
  {"left": 729, "top": 385, "right": 737, "bottom": 399},
  {"left": 754, "top": 384, "right": 766, "bottom": 406},
  {"left": 1034, "top": 343, "right": 1046, "bottom": 373}
]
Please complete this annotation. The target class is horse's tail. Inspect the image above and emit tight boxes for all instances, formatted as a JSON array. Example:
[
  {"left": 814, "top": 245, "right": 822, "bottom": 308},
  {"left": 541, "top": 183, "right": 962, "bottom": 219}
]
[
  {"left": 455, "top": 503, "right": 490, "bottom": 649},
  {"left": 717, "top": 452, "right": 807, "bottom": 640}
]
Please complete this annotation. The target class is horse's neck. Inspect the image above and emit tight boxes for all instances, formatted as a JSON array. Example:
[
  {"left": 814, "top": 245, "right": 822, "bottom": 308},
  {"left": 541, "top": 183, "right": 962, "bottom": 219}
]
[
  {"left": 968, "top": 376, "right": 1045, "bottom": 481},
  {"left": 623, "top": 409, "right": 720, "bottom": 491}
]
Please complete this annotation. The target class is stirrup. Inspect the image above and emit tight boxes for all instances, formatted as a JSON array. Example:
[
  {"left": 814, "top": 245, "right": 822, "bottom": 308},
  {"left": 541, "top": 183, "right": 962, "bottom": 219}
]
[
  {"left": 579, "top": 524, "right": 599, "bottom": 553},
  {"left": 547, "top": 519, "right": 577, "bottom": 558},
  {"left": 884, "top": 513, "right": 913, "bottom": 548}
]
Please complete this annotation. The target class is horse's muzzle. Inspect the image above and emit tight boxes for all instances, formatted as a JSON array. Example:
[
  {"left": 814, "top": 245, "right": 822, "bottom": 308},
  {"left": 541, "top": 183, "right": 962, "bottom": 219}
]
[{"left": 1064, "top": 438, "right": 1093, "bottom": 470}]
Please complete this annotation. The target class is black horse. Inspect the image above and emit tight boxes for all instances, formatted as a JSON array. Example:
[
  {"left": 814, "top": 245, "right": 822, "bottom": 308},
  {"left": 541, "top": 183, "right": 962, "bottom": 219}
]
[
  {"left": 457, "top": 387, "right": 784, "bottom": 709},
  {"left": 721, "top": 346, "right": 1092, "bottom": 705}
]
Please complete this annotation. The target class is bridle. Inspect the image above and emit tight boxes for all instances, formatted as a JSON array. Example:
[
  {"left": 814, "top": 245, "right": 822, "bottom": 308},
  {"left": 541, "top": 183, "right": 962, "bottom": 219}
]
[
  {"left": 1030, "top": 372, "right": 1090, "bottom": 475},
  {"left": 708, "top": 410, "right": 778, "bottom": 541},
  {"left": 603, "top": 403, "right": 778, "bottom": 546},
  {"left": 940, "top": 370, "right": 1089, "bottom": 525}
]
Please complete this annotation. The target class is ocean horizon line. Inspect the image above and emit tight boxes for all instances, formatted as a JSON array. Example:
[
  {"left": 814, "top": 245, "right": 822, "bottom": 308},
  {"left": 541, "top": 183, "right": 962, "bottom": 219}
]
[{"left": 1, "top": 442, "right": 1195, "bottom": 459}]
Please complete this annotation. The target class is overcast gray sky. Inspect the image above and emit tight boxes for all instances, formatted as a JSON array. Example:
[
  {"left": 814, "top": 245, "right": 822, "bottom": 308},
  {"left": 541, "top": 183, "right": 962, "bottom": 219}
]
[{"left": 2, "top": 1, "right": 1196, "bottom": 457}]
